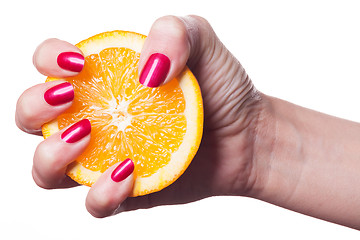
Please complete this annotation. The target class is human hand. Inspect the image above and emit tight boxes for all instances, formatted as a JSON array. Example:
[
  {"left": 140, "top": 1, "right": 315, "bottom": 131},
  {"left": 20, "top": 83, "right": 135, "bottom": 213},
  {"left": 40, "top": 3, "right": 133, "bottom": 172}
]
[{"left": 16, "top": 15, "right": 264, "bottom": 218}]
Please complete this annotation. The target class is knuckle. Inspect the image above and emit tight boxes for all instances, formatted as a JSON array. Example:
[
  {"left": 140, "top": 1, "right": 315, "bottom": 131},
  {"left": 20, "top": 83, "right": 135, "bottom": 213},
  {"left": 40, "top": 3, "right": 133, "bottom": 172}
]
[
  {"left": 16, "top": 85, "right": 43, "bottom": 129},
  {"left": 87, "top": 193, "right": 119, "bottom": 218},
  {"left": 16, "top": 92, "right": 34, "bottom": 124},
  {"left": 33, "top": 40, "right": 48, "bottom": 71},
  {"left": 186, "top": 15, "right": 212, "bottom": 28},
  {"left": 32, "top": 167, "right": 53, "bottom": 189},
  {"left": 35, "top": 140, "right": 61, "bottom": 173},
  {"left": 33, "top": 38, "right": 59, "bottom": 72},
  {"left": 183, "top": 15, "right": 215, "bottom": 39},
  {"left": 33, "top": 141, "right": 67, "bottom": 189}
]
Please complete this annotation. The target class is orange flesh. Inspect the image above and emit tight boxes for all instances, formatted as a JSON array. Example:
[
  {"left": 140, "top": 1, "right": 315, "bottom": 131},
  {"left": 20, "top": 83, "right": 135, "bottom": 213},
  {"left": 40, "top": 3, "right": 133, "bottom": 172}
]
[{"left": 58, "top": 47, "right": 186, "bottom": 178}]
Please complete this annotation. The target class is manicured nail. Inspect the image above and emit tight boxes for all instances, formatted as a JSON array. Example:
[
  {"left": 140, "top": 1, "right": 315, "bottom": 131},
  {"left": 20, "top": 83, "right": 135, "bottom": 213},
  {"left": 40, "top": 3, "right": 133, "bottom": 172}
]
[
  {"left": 57, "top": 52, "right": 84, "bottom": 72},
  {"left": 44, "top": 82, "right": 74, "bottom": 106},
  {"left": 61, "top": 119, "right": 91, "bottom": 143},
  {"left": 111, "top": 158, "right": 134, "bottom": 182},
  {"left": 139, "top": 53, "right": 170, "bottom": 87}
]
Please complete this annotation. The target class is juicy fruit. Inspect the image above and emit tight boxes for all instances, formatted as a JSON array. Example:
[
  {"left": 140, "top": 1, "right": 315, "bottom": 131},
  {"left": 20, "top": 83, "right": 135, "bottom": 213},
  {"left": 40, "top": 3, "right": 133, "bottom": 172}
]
[
  {"left": 60, "top": 47, "right": 187, "bottom": 178},
  {"left": 42, "top": 31, "right": 203, "bottom": 196}
]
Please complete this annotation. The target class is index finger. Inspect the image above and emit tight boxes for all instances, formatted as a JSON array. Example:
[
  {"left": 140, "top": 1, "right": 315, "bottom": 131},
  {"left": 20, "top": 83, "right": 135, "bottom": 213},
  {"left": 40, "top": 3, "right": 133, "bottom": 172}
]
[{"left": 33, "top": 38, "right": 84, "bottom": 77}]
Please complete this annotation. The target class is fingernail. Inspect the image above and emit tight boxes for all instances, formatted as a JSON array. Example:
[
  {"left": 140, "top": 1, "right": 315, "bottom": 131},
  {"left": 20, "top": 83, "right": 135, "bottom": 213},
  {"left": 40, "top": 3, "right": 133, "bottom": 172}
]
[
  {"left": 139, "top": 53, "right": 170, "bottom": 88},
  {"left": 57, "top": 52, "right": 84, "bottom": 72},
  {"left": 44, "top": 82, "right": 74, "bottom": 106},
  {"left": 61, "top": 119, "right": 91, "bottom": 143},
  {"left": 111, "top": 158, "right": 134, "bottom": 182}
]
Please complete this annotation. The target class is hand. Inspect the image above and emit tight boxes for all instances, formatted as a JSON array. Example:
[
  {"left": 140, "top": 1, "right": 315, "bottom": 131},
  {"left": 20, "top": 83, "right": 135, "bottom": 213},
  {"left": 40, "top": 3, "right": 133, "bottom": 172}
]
[{"left": 16, "top": 15, "right": 264, "bottom": 218}]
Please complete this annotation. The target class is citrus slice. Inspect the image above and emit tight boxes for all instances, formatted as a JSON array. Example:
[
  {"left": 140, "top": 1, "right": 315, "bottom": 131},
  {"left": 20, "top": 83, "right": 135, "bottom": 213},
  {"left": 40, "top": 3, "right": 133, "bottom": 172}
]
[{"left": 42, "top": 31, "right": 203, "bottom": 196}]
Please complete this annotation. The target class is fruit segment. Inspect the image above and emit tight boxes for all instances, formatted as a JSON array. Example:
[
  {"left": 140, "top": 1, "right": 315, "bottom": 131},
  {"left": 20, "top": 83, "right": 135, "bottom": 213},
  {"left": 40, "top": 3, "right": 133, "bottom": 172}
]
[{"left": 57, "top": 47, "right": 187, "bottom": 178}]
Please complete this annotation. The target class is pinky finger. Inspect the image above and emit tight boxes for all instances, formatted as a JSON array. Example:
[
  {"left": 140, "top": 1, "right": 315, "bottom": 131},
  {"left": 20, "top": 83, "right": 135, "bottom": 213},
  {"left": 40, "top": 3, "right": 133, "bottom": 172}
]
[{"left": 86, "top": 159, "right": 134, "bottom": 218}]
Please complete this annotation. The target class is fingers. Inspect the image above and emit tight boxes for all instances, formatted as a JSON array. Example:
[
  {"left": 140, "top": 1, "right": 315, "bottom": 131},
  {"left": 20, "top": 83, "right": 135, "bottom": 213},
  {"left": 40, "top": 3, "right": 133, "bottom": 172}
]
[
  {"left": 84, "top": 15, "right": 216, "bottom": 217},
  {"left": 17, "top": 38, "right": 84, "bottom": 134},
  {"left": 16, "top": 81, "right": 74, "bottom": 134},
  {"left": 86, "top": 159, "right": 134, "bottom": 218},
  {"left": 33, "top": 38, "right": 84, "bottom": 77},
  {"left": 32, "top": 119, "right": 91, "bottom": 189}
]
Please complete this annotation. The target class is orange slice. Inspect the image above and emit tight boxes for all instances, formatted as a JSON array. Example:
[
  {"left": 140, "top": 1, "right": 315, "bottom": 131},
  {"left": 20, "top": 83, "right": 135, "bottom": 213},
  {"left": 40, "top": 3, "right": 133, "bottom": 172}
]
[{"left": 42, "top": 31, "right": 203, "bottom": 196}]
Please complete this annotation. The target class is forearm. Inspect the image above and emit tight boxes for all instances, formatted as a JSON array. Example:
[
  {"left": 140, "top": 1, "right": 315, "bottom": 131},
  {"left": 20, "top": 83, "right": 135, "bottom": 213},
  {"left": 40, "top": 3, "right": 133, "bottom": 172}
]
[{"left": 253, "top": 95, "right": 360, "bottom": 229}]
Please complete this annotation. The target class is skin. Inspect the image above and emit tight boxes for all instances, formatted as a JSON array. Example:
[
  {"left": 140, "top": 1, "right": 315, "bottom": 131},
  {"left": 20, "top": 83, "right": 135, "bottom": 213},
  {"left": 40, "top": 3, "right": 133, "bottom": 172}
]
[{"left": 15, "top": 15, "right": 360, "bottom": 229}]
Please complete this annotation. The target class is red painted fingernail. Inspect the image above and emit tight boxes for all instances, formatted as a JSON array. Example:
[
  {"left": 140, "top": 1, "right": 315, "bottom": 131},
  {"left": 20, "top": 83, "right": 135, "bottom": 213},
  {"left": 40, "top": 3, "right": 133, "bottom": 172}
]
[
  {"left": 139, "top": 53, "right": 170, "bottom": 88},
  {"left": 44, "top": 82, "right": 74, "bottom": 106},
  {"left": 61, "top": 119, "right": 91, "bottom": 143},
  {"left": 57, "top": 52, "right": 84, "bottom": 72},
  {"left": 111, "top": 158, "right": 134, "bottom": 182}
]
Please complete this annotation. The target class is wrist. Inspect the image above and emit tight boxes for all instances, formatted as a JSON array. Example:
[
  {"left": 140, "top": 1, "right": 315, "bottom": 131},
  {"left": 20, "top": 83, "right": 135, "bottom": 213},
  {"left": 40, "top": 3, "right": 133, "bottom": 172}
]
[
  {"left": 214, "top": 91, "right": 278, "bottom": 197},
  {"left": 247, "top": 95, "right": 360, "bottom": 229},
  {"left": 246, "top": 95, "right": 304, "bottom": 202}
]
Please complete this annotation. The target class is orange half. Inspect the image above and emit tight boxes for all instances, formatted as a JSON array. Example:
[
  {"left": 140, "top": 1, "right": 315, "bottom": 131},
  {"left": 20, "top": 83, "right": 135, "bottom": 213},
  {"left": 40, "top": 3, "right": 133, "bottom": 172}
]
[{"left": 42, "top": 31, "right": 203, "bottom": 196}]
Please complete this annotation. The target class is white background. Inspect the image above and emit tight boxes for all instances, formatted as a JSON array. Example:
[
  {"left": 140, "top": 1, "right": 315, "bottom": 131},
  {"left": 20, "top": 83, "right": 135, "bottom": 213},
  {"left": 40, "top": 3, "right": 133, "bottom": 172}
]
[{"left": 2, "top": 0, "right": 360, "bottom": 239}]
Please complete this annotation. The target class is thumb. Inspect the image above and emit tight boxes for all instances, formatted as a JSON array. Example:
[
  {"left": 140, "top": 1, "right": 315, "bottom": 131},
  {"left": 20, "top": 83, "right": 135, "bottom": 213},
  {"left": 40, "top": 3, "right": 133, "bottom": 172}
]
[
  {"left": 85, "top": 158, "right": 134, "bottom": 218},
  {"left": 138, "top": 15, "right": 214, "bottom": 87},
  {"left": 139, "top": 15, "right": 255, "bottom": 135}
]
